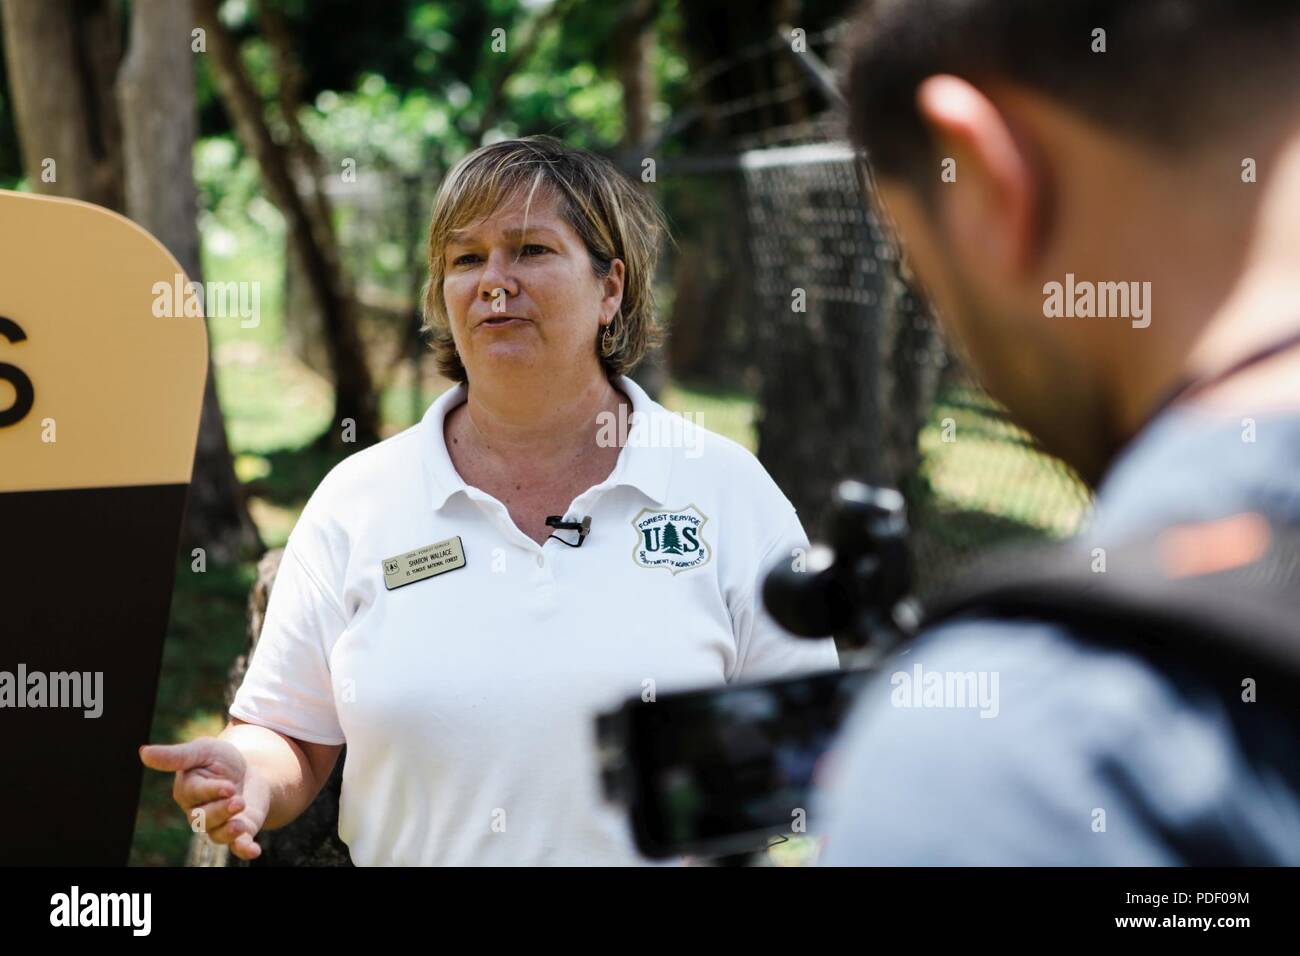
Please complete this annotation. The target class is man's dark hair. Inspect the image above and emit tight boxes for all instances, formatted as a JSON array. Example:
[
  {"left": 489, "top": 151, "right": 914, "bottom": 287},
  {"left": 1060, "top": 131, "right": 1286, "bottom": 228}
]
[{"left": 841, "top": 0, "right": 1300, "bottom": 187}]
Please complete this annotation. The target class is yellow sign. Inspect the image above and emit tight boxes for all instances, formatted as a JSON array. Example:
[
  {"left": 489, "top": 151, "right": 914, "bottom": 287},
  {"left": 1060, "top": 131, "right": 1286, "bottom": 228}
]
[{"left": 0, "top": 190, "right": 208, "bottom": 492}]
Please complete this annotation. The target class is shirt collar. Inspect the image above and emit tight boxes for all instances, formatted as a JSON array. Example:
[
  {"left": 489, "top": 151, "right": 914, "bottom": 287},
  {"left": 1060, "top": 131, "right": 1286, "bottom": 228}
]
[{"left": 422, "top": 374, "right": 673, "bottom": 513}]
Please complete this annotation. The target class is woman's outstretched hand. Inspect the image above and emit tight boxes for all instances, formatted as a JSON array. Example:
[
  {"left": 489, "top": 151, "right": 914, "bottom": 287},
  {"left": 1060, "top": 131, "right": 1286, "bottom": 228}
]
[{"left": 140, "top": 737, "right": 270, "bottom": 861}]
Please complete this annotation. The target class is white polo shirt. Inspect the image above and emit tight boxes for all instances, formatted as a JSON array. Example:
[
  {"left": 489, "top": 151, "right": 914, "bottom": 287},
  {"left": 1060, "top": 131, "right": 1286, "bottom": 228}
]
[{"left": 229, "top": 374, "right": 839, "bottom": 865}]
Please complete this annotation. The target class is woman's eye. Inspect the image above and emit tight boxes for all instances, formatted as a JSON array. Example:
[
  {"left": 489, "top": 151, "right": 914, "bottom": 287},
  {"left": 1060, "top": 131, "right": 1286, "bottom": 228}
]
[
  {"left": 522, "top": 244, "right": 549, "bottom": 256},
  {"left": 452, "top": 253, "right": 480, "bottom": 266}
]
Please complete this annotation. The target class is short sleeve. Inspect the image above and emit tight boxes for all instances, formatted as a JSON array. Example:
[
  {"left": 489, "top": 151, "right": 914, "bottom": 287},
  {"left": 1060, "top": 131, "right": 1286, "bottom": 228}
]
[
  {"left": 228, "top": 538, "right": 348, "bottom": 746},
  {"left": 727, "top": 508, "right": 840, "bottom": 683}
]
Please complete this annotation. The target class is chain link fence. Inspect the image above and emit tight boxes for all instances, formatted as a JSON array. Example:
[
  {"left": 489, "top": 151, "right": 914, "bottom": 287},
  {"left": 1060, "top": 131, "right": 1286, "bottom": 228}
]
[{"left": 658, "top": 133, "right": 1092, "bottom": 601}]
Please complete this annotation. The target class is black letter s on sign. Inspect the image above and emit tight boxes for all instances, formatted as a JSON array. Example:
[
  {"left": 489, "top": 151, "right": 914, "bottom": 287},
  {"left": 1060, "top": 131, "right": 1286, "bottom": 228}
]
[{"left": 0, "top": 315, "right": 35, "bottom": 428}]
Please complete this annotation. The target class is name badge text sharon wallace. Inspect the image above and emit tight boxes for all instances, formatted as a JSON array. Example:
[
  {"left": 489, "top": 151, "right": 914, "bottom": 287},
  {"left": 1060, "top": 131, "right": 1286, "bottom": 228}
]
[{"left": 382, "top": 536, "right": 466, "bottom": 590}]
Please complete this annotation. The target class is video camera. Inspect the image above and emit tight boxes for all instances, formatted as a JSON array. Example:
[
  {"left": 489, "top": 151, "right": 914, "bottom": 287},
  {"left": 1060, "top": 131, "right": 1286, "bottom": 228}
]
[{"left": 595, "top": 482, "right": 920, "bottom": 862}]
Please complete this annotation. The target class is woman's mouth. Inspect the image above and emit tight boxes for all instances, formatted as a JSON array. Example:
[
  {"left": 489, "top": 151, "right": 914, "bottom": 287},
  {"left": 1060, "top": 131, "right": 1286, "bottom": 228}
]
[{"left": 480, "top": 316, "right": 529, "bottom": 329}]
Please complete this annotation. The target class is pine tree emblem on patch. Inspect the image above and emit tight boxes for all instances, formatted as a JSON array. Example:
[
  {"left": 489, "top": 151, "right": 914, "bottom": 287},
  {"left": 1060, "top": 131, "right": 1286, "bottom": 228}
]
[{"left": 632, "top": 505, "right": 712, "bottom": 574}]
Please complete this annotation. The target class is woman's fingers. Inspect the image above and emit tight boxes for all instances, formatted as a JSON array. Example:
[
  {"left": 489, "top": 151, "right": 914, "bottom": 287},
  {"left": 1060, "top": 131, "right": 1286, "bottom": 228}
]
[
  {"left": 175, "top": 774, "right": 237, "bottom": 811},
  {"left": 142, "top": 737, "right": 264, "bottom": 857},
  {"left": 188, "top": 794, "right": 246, "bottom": 834},
  {"left": 207, "top": 810, "right": 258, "bottom": 848},
  {"left": 230, "top": 832, "right": 262, "bottom": 861},
  {"left": 139, "top": 740, "right": 213, "bottom": 773},
  {"left": 207, "top": 812, "right": 263, "bottom": 860}
]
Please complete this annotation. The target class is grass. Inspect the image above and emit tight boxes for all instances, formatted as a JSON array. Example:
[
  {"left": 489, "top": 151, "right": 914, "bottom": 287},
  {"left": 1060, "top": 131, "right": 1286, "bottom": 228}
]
[
  {"left": 919, "top": 381, "right": 1091, "bottom": 539},
  {"left": 659, "top": 380, "right": 758, "bottom": 451}
]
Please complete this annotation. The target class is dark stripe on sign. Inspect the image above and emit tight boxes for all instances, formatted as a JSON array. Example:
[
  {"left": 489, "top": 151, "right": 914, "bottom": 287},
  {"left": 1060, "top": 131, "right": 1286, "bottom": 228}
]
[{"left": 0, "top": 482, "right": 190, "bottom": 865}]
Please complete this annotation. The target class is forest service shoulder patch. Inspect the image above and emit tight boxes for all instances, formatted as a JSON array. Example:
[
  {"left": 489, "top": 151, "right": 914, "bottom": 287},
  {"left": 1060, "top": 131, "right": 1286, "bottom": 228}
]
[{"left": 631, "top": 505, "right": 712, "bottom": 574}]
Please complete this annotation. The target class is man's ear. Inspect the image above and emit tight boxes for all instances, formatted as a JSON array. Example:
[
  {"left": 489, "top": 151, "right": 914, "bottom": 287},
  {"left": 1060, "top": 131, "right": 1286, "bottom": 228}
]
[{"left": 915, "top": 74, "right": 1043, "bottom": 279}]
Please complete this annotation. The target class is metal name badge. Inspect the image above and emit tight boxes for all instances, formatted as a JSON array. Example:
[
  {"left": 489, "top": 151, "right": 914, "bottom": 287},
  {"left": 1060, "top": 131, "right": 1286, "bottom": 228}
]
[{"left": 381, "top": 536, "right": 467, "bottom": 591}]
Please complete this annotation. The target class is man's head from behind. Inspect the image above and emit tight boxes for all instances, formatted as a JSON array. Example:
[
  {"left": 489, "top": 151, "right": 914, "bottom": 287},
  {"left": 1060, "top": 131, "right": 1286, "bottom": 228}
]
[{"left": 842, "top": 0, "right": 1300, "bottom": 484}]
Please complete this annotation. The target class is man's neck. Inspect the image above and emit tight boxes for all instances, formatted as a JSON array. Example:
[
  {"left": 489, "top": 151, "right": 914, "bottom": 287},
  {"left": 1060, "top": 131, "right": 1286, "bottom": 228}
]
[
  {"left": 1102, "top": 128, "right": 1300, "bottom": 443},
  {"left": 1111, "top": 277, "right": 1300, "bottom": 441}
]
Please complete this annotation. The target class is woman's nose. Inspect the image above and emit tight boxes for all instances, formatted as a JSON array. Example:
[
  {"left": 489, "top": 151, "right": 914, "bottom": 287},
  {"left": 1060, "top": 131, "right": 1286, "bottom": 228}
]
[
  {"left": 478, "top": 253, "right": 518, "bottom": 301},
  {"left": 479, "top": 282, "right": 515, "bottom": 302}
]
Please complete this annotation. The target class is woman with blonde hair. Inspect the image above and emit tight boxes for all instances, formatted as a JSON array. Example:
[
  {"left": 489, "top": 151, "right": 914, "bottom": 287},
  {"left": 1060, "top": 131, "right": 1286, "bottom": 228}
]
[{"left": 141, "top": 135, "right": 837, "bottom": 865}]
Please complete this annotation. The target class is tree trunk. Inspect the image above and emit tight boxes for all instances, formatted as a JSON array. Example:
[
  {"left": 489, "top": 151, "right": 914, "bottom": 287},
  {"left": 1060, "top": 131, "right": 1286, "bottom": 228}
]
[
  {"left": 773, "top": 0, "right": 808, "bottom": 127},
  {"left": 116, "top": 0, "right": 263, "bottom": 565},
  {"left": 258, "top": 3, "right": 340, "bottom": 273},
  {"left": 258, "top": 2, "right": 347, "bottom": 382},
  {"left": 1, "top": 0, "right": 124, "bottom": 210},
  {"left": 194, "top": 0, "right": 380, "bottom": 449},
  {"left": 615, "top": 0, "right": 657, "bottom": 152}
]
